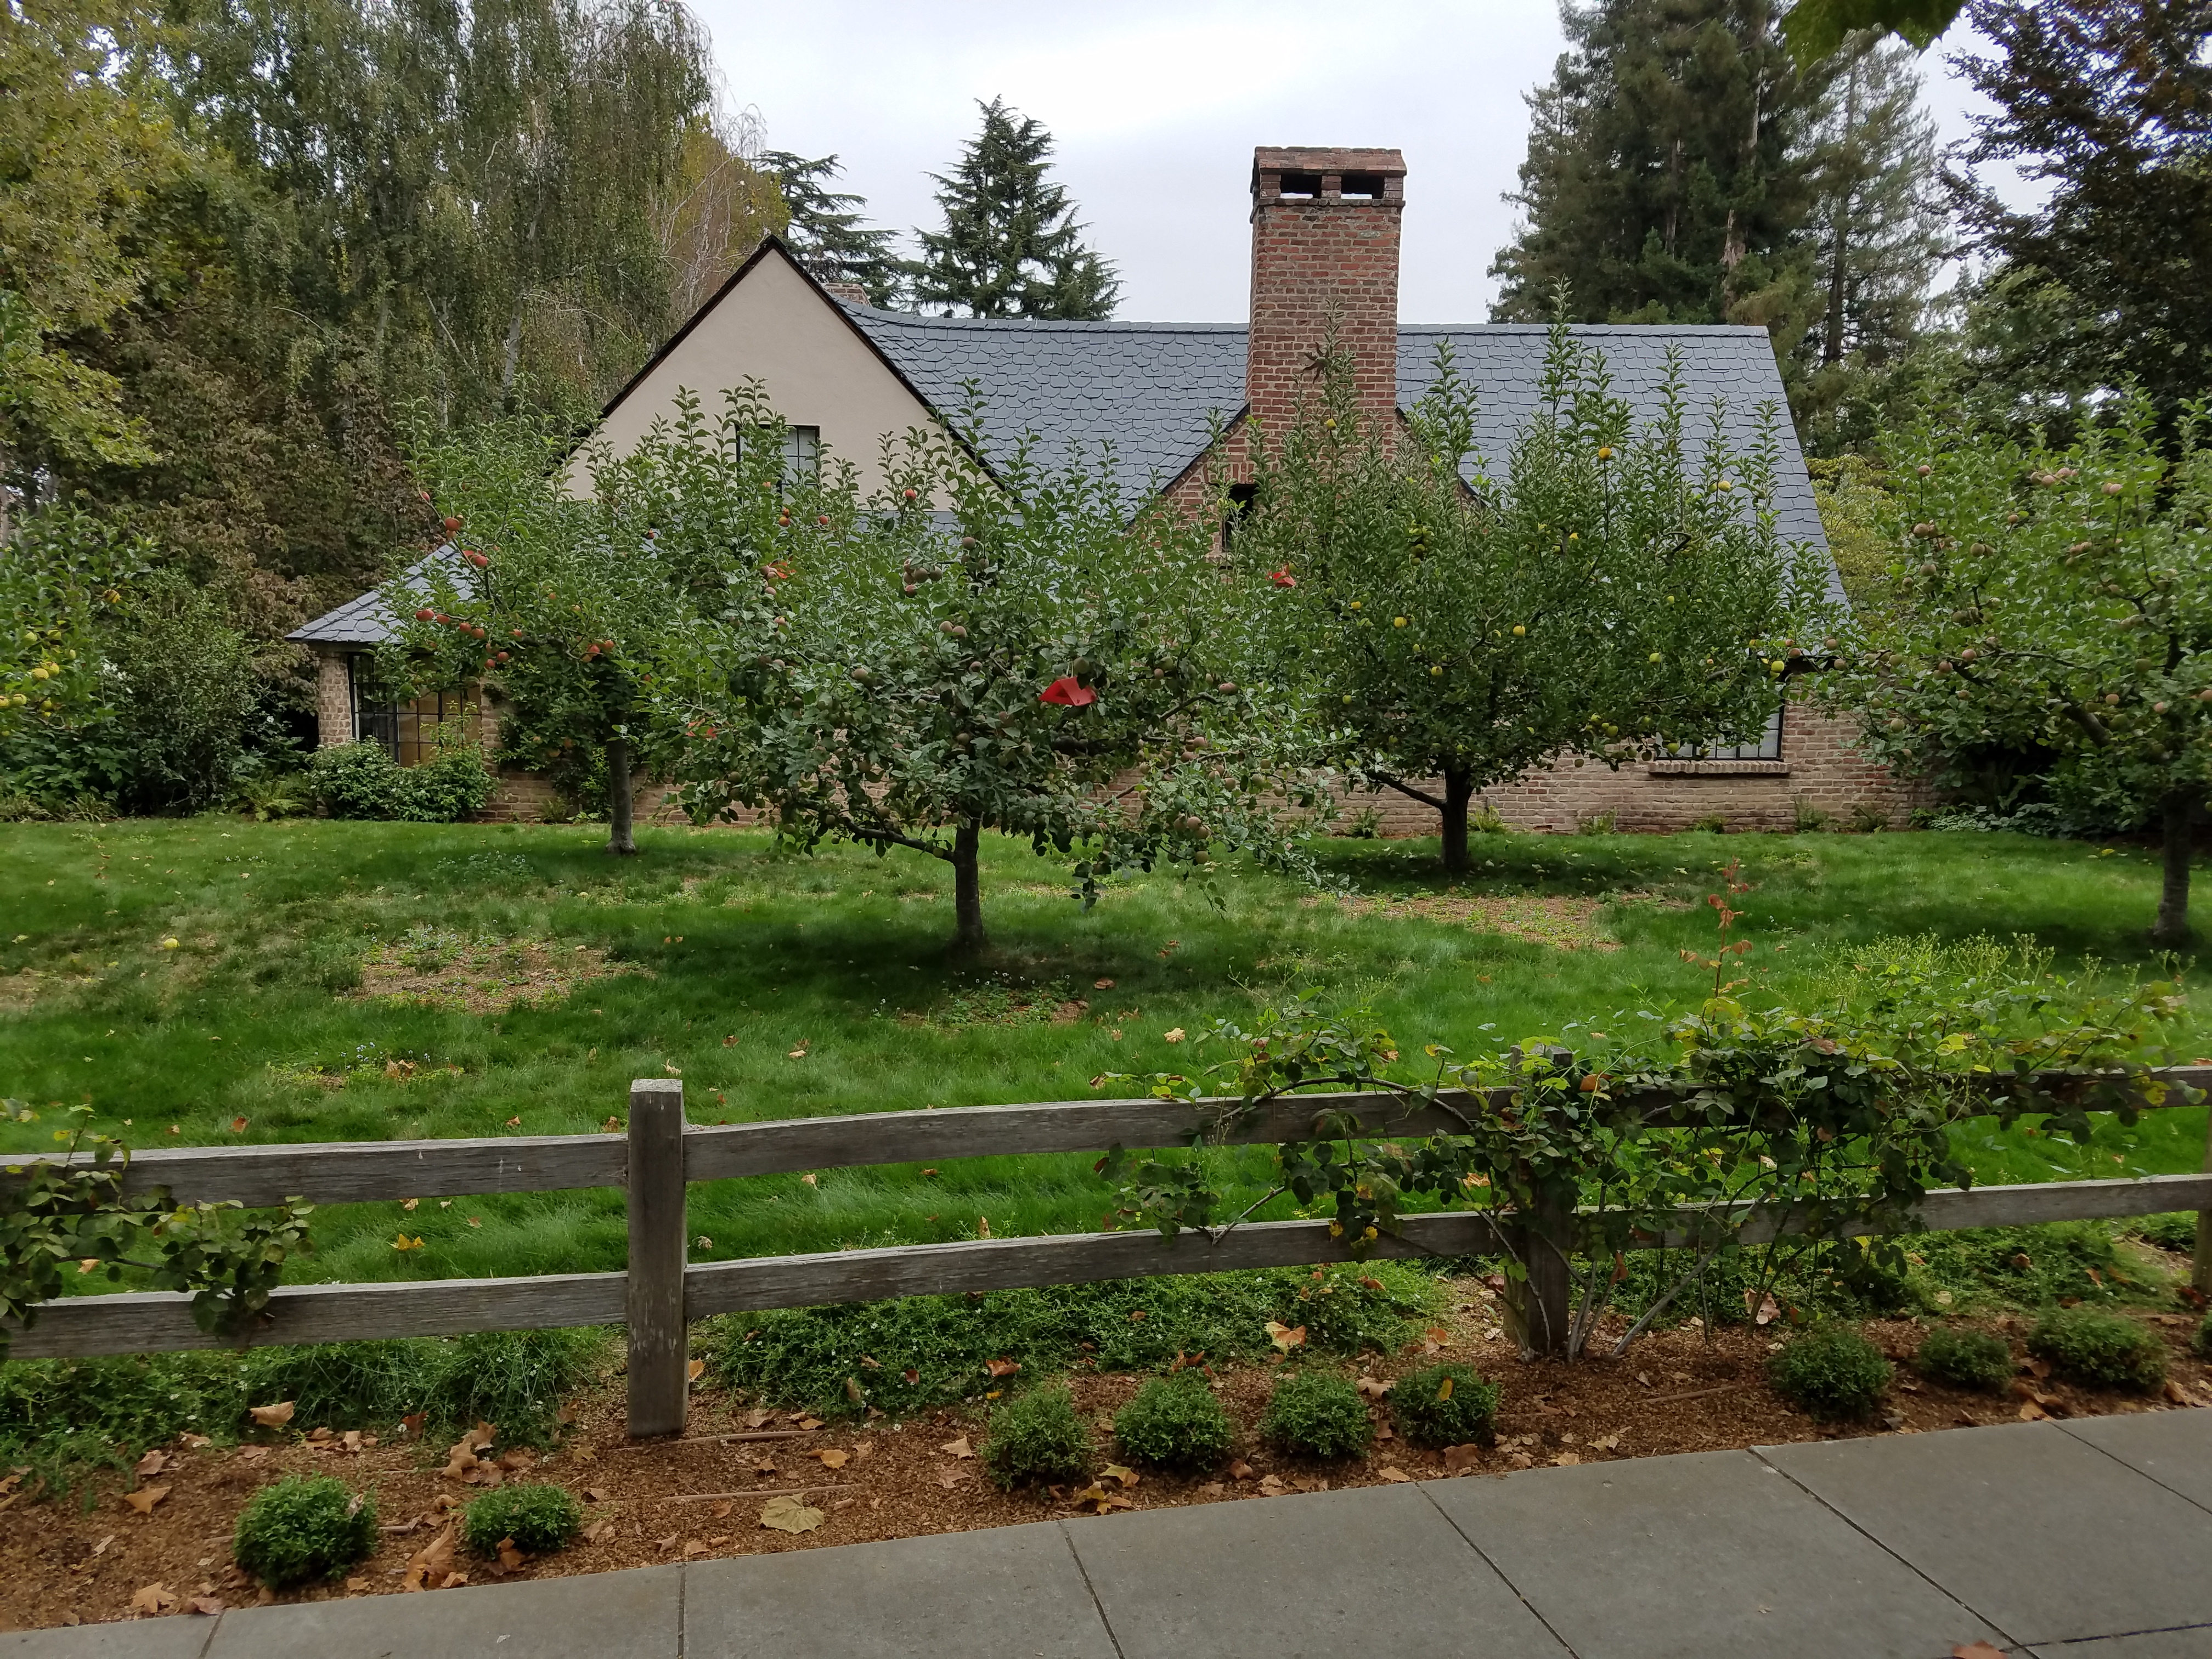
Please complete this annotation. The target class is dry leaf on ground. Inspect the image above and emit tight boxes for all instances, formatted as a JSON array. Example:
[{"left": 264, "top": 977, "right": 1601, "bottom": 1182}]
[
  {"left": 185, "top": 1596, "right": 225, "bottom": 1616},
  {"left": 401, "top": 1525, "right": 456, "bottom": 1592},
  {"left": 759, "top": 1496, "right": 823, "bottom": 1534},
  {"left": 984, "top": 1357, "right": 1019, "bottom": 1378},
  {"left": 936, "top": 1466, "right": 972, "bottom": 1489},
  {"left": 123, "top": 1486, "right": 170, "bottom": 1515},
  {"left": 1953, "top": 1646, "right": 2007, "bottom": 1659},
  {"left": 1442, "top": 1444, "right": 1485, "bottom": 1473},
  {"left": 129, "top": 1584, "right": 177, "bottom": 1616},
  {"left": 1356, "top": 1375, "right": 1392, "bottom": 1401},
  {"left": 1265, "top": 1321, "right": 1306, "bottom": 1352},
  {"left": 133, "top": 1451, "right": 168, "bottom": 1477},
  {"left": 940, "top": 1436, "right": 973, "bottom": 1459},
  {"left": 1375, "top": 1466, "right": 1413, "bottom": 1483},
  {"left": 247, "top": 1401, "right": 295, "bottom": 1427},
  {"left": 809, "top": 1448, "right": 849, "bottom": 1469}
]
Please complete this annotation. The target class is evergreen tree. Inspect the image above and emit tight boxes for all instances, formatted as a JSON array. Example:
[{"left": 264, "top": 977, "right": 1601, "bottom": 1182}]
[
  {"left": 1490, "top": 0, "right": 1825, "bottom": 359},
  {"left": 760, "top": 151, "right": 909, "bottom": 308},
  {"left": 1792, "top": 32, "right": 1949, "bottom": 453},
  {"left": 1946, "top": 0, "right": 2212, "bottom": 421},
  {"left": 911, "top": 99, "right": 1120, "bottom": 320}
]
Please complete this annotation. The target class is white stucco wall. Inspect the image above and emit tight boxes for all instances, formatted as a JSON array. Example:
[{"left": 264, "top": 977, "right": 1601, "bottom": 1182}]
[{"left": 565, "top": 247, "right": 943, "bottom": 499}]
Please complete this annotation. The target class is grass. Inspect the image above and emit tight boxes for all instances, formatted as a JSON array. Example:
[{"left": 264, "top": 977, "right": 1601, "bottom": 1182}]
[{"left": 2, "top": 818, "right": 2208, "bottom": 1297}]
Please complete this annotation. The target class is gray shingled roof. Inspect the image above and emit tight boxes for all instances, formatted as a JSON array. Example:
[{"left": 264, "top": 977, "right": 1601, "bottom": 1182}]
[
  {"left": 287, "top": 547, "right": 475, "bottom": 648},
  {"left": 845, "top": 310, "right": 1248, "bottom": 507},
  {"left": 844, "top": 307, "right": 1826, "bottom": 551}
]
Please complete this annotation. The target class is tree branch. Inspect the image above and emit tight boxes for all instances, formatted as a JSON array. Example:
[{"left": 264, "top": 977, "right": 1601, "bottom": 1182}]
[{"left": 1368, "top": 771, "right": 1449, "bottom": 812}]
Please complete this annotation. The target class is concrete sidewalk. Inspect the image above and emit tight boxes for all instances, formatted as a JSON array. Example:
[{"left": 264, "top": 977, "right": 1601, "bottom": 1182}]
[{"left": 9, "top": 1412, "right": 2212, "bottom": 1659}]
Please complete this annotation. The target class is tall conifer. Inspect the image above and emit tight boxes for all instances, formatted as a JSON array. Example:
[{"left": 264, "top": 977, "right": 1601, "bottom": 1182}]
[
  {"left": 911, "top": 99, "right": 1120, "bottom": 320},
  {"left": 760, "top": 151, "right": 909, "bottom": 308}
]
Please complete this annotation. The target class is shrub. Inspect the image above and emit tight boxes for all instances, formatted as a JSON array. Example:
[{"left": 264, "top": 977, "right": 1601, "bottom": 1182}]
[
  {"left": 2134, "top": 1213, "right": 2198, "bottom": 1254},
  {"left": 310, "top": 730, "right": 492, "bottom": 822},
  {"left": 708, "top": 1263, "right": 1438, "bottom": 1418},
  {"left": 1260, "top": 1371, "right": 1373, "bottom": 1459},
  {"left": 460, "top": 1482, "right": 584, "bottom": 1555},
  {"left": 2194, "top": 1315, "right": 2211, "bottom": 1360},
  {"left": 1913, "top": 1327, "right": 2013, "bottom": 1393},
  {"left": 232, "top": 1475, "right": 378, "bottom": 1588},
  {"left": 1767, "top": 1326, "right": 1893, "bottom": 1421},
  {"left": 1113, "top": 1373, "right": 1233, "bottom": 1470},
  {"left": 981, "top": 1384, "right": 1092, "bottom": 1490},
  {"left": 433, "top": 1327, "right": 607, "bottom": 1447},
  {"left": 1391, "top": 1363, "right": 1500, "bottom": 1448},
  {"left": 2028, "top": 1308, "right": 2166, "bottom": 1391}
]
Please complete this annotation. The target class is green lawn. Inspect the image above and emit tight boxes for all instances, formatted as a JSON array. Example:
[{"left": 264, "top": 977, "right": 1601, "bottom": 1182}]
[{"left": 2, "top": 818, "right": 2205, "bottom": 1295}]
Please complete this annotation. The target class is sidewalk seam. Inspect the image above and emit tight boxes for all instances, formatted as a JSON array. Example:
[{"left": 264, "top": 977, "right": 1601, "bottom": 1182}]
[
  {"left": 2056, "top": 1417, "right": 2212, "bottom": 1519},
  {"left": 1750, "top": 1445, "right": 2025, "bottom": 1651},
  {"left": 676, "top": 1559, "right": 688, "bottom": 1658},
  {"left": 1053, "top": 1520, "right": 1128, "bottom": 1659},
  {"left": 1411, "top": 1480, "right": 1581, "bottom": 1658}
]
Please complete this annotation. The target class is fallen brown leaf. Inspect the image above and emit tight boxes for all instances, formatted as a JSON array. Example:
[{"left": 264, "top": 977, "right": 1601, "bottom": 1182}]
[
  {"left": 984, "top": 1357, "right": 1020, "bottom": 1378},
  {"left": 582, "top": 1520, "right": 616, "bottom": 1544},
  {"left": 1099, "top": 1463, "right": 1140, "bottom": 1488},
  {"left": 248, "top": 1401, "right": 295, "bottom": 1427},
  {"left": 809, "top": 1448, "right": 849, "bottom": 1469},
  {"left": 123, "top": 1485, "right": 170, "bottom": 1515},
  {"left": 686, "top": 1359, "right": 706, "bottom": 1383},
  {"left": 129, "top": 1583, "right": 177, "bottom": 1617},
  {"left": 133, "top": 1450, "right": 168, "bottom": 1477},
  {"left": 1356, "top": 1375, "right": 1393, "bottom": 1401},
  {"left": 936, "top": 1466, "right": 973, "bottom": 1488},
  {"left": 940, "top": 1436, "right": 974, "bottom": 1459},
  {"left": 1265, "top": 1321, "right": 1306, "bottom": 1352},
  {"left": 1442, "top": 1444, "right": 1484, "bottom": 1473},
  {"left": 1376, "top": 1465, "right": 1413, "bottom": 1483},
  {"left": 1227, "top": 1459, "right": 1255, "bottom": 1481},
  {"left": 1953, "top": 1645, "right": 2007, "bottom": 1659},
  {"left": 401, "top": 1525, "right": 456, "bottom": 1592},
  {"left": 496, "top": 1539, "right": 526, "bottom": 1571},
  {"left": 759, "top": 1495, "right": 823, "bottom": 1534}
]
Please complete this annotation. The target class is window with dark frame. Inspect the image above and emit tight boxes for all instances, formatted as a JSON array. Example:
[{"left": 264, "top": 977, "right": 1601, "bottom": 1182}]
[
  {"left": 1669, "top": 699, "right": 1785, "bottom": 763},
  {"left": 350, "top": 657, "right": 475, "bottom": 765}
]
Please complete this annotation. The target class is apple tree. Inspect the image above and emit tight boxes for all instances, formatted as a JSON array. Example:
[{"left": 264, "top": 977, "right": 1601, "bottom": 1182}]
[
  {"left": 393, "top": 392, "right": 786, "bottom": 852},
  {"left": 1236, "top": 323, "right": 1832, "bottom": 874},
  {"left": 665, "top": 417, "right": 1324, "bottom": 951},
  {"left": 1818, "top": 393, "right": 2212, "bottom": 945}
]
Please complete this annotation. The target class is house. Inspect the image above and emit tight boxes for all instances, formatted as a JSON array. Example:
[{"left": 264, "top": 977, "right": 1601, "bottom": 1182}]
[{"left": 290, "top": 145, "right": 1910, "bottom": 833}]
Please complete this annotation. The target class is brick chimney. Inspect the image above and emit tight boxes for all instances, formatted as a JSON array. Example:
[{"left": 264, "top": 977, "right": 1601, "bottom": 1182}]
[{"left": 1247, "top": 147, "right": 1406, "bottom": 443}]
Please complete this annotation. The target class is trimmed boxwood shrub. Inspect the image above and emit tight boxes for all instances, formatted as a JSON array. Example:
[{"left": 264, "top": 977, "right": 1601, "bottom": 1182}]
[
  {"left": 1114, "top": 1373, "right": 1233, "bottom": 1469},
  {"left": 461, "top": 1482, "right": 584, "bottom": 1555},
  {"left": 310, "top": 737, "right": 491, "bottom": 823},
  {"left": 1260, "top": 1371, "right": 1373, "bottom": 1459},
  {"left": 1767, "top": 1326, "right": 1892, "bottom": 1422},
  {"left": 982, "top": 1384, "right": 1091, "bottom": 1489},
  {"left": 232, "top": 1475, "right": 378, "bottom": 1588},
  {"left": 2028, "top": 1308, "right": 2166, "bottom": 1391},
  {"left": 1391, "top": 1362, "right": 1501, "bottom": 1448},
  {"left": 1913, "top": 1327, "right": 2013, "bottom": 1393}
]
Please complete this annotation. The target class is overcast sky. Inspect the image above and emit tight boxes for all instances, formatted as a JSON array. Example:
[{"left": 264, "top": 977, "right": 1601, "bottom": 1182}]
[{"left": 689, "top": 0, "right": 2013, "bottom": 324}]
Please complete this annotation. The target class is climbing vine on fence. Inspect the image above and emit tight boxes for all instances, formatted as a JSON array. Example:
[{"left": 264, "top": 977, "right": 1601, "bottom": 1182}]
[
  {"left": 1099, "top": 870, "right": 2193, "bottom": 1359},
  {"left": 1, "top": 1107, "right": 314, "bottom": 1357}
]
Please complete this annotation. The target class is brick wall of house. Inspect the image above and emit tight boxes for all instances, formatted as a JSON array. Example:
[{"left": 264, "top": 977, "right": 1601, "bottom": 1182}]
[{"left": 1329, "top": 701, "right": 1927, "bottom": 837}]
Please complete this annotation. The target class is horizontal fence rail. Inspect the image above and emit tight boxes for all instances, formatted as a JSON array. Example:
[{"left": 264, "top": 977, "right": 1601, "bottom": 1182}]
[{"left": 4, "top": 1069, "right": 2208, "bottom": 1433}]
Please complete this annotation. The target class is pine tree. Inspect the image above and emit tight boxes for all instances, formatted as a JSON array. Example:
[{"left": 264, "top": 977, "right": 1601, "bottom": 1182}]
[
  {"left": 1792, "top": 32, "right": 1949, "bottom": 453},
  {"left": 1490, "top": 0, "right": 1825, "bottom": 354},
  {"left": 1946, "top": 0, "right": 2212, "bottom": 420},
  {"left": 911, "top": 99, "right": 1120, "bottom": 320},
  {"left": 760, "top": 151, "right": 910, "bottom": 308}
]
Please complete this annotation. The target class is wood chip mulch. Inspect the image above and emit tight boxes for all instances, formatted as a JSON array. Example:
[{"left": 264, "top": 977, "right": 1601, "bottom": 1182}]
[{"left": 5, "top": 1285, "right": 2208, "bottom": 1635}]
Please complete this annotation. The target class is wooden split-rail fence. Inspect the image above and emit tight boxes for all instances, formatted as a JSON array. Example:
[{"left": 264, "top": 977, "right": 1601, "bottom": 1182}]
[{"left": 4, "top": 1070, "right": 2210, "bottom": 1437}]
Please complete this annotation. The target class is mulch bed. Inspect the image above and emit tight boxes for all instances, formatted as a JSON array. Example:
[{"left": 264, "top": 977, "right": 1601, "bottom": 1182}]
[{"left": 6, "top": 1283, "right": 2208, "bottom": 1634}]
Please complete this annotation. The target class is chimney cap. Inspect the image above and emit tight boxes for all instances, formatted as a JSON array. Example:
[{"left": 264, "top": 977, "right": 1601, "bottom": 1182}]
[{"left": 1252, "top": 146, "right": 1405, "bottom": 179}]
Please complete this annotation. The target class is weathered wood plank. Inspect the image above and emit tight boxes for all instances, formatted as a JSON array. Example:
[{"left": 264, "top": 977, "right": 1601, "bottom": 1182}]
[
  {"left": 0, "top": 1133, "right": 628, "bottom": 1209},
  {"left": 683, "top": 1211, "right": 1518, "bottom": 1317},
  {"left": 1, "top": 1272, "right": 627, "bottom": 1359},
  {"left": 680, "top": 1089, "right": 1491, "bottom": 1182},
  {"left": 12, "top": 1171, "right": 2212, "bottom": 1361},
  {"left": 625, "top": 1079, "right": 690, "bottom": 1437},
  {"left": 678, "top": 1065, "right": 2212, "bottom": 1182},
  {"left": 2, "top": 1068, "right": 2201, "bottom": 1207}
]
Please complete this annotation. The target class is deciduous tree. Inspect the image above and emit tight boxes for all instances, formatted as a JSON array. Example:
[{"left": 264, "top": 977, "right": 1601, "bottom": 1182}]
[
  {"left": 1819, "top": 395, "right": 2212, "bottom": 944},
  {"left": 1238, "top": 325, "right": 1832, "bottom": 875}
]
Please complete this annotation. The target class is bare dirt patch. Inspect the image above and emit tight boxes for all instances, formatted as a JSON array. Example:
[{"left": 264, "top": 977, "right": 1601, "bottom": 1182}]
[
  {"left": 7, "top": 1295, "right": 2208, "bottom": 1636},
  {"left": 1314, "top": 890, "right": 1684, "bottom": 951},
  {"left": 348, "top": 935, "right": 637, "bottom": 1015}
]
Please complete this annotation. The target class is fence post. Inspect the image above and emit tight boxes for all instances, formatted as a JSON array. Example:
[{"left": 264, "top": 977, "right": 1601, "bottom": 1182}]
[
  {"left": 2195, "top": 1105, "right": 2212, "bottom": 1299},
  {"left": 626, "top": 1078, "right": 688, "bottom": 1437},
  {"left": 1521, "top": 1199, "right": 1576, "bottom": 1359}
]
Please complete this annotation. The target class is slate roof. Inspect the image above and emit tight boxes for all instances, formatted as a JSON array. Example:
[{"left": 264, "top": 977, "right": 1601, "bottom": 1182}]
[
  {"left": 843, "top": 307, "right": 1826, "bottom": 550},
  {"left": 293, "top": 303, "right": 1830, "bottom": 650},
  {"left": 287, "top": 546, "right": 474, "bottom": 648}
]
